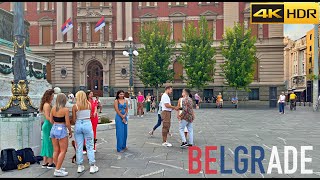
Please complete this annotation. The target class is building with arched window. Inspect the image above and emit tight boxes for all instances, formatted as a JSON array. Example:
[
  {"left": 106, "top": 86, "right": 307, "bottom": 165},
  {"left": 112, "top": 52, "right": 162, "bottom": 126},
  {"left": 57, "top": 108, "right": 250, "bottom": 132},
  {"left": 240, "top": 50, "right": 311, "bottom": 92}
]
[{"left": 0, "top": 2, "right": 285, "bottom": 102}]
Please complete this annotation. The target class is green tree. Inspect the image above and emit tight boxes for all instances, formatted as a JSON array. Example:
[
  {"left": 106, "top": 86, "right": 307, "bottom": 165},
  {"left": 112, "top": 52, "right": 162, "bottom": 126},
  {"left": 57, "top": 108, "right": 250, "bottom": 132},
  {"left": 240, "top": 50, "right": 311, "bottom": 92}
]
[
  {"left": 137, "top": 21, "right": 175, "bottom": 102},
  {"left": 179, "top": 16, "right": 216, "bottom": 91},
  {"left": 220, "top": 23, "right": 257, "bottom": 98}
]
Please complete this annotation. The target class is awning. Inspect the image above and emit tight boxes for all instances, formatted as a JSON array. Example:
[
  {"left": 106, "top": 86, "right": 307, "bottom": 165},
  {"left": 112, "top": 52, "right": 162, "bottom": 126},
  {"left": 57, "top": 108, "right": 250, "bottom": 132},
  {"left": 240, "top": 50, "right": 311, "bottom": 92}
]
[{"left": 293, "top": 89, "right": 305, "bottom": 92}]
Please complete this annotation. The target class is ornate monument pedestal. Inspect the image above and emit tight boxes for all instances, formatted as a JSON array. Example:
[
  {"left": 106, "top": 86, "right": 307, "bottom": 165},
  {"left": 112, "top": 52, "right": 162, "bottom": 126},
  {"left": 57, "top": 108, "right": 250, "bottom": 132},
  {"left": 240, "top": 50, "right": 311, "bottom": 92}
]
[
  {"left": 0, "top": 2, "right": 45, "bottom": 155},
  {"left": 0, "top": 115, "right": 42, "bottom": 155}
]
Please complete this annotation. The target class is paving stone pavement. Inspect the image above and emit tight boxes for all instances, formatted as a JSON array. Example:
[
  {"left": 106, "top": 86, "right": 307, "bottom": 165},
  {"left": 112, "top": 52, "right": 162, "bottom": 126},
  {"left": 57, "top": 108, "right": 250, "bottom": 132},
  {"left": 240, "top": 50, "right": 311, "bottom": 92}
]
[{"left": 0, "top": 106, "right": 320, "bottom": 178}]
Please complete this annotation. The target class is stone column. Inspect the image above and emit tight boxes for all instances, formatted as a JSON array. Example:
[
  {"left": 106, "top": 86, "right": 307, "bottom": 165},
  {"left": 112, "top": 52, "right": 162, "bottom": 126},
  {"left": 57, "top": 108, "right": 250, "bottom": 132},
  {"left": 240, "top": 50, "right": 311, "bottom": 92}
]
[
  {"left": 50, "top": 25, "right": 53, "bottom": 45},
  {"left": 78, "top": 23, "right": 82, "bottom": 42},
  {"left": 56, "top": 2, "right": 63, "bottom": 42},
  {"left": 116, "top": 2, "right": 123, "bottom": 41},
  {"left": 44, "top": 2, "right": 48, "bottom": 11},
  {"left": 79, "top": 51, "right": 85, "bottom": 87},
  {"left": 10, "top": 2, "right": 13, "bottom": 11},
  {"left": 109, "top": 22, "right": 113, "bottom": 41},
  {"left": 102, "top": 51, "right": 110, "bottom": 97},
  {"left": 213, "top": 19, "right": 216, "bottom": 40},
  {"left": 125, "top": 2, "right": 133, "bottom": 40},
  {"left": 67, "top": 2, "right": 73, "bottom": 42},
  {"left": 86, "top": 22, "right": 90, "bottom": 42},
  {"left": 39, "top": 25, "right": 42, "bottom": 45},
  {"left": 37, "top": 2, "right": 40, "bottom": 12},
  {"left": 100, "top": 27, "right": 104, "bottom": 42}
]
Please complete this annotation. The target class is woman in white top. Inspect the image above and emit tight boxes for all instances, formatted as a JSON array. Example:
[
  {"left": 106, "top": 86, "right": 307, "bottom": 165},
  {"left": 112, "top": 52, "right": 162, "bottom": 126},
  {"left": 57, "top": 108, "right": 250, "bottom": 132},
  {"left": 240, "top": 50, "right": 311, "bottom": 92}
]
[
  {"left": 72, "top": 91, "right": 99, "bottom": 174},
  {"left": 124, "top": 92, "right": 131, "bottom": 120},
  {"left": 278, "top": 92, "right": 286, "bottom": 114},
  {"left": 177, "top": 96, "right": 188, "bottom": 138}
]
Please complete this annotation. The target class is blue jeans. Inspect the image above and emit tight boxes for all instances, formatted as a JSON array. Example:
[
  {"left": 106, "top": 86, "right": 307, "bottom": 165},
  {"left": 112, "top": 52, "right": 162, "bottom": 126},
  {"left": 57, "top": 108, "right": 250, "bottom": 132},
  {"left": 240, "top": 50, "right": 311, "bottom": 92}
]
[
  {"left": 179, "top": 120, "right": 194, "bottom": 145},
  {"left": 153, "top": 114, "right": 162, "bottom": 131},
  {"left": 279, "top": 102, "right": 285, "bottom": 113},
  {"left": 50, "top": 124, "right": 68, "bottom": 140},
  {"left": 74, "top": 119, "right": 95, "bottom": 165}
]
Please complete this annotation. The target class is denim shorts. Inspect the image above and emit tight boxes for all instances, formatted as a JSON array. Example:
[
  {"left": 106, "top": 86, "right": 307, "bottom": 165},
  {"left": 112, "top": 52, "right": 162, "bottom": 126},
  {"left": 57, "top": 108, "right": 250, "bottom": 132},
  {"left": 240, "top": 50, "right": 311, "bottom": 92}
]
[{"left": 50, "top": 124, "right": 68, "bottom": 140}]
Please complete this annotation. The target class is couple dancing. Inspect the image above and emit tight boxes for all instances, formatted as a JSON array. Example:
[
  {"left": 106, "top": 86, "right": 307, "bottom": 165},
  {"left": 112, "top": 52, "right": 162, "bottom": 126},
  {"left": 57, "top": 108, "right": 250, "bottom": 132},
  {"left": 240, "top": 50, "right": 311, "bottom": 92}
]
[{"left": 149, "top": 86, "right": 195, "bottom": 147}]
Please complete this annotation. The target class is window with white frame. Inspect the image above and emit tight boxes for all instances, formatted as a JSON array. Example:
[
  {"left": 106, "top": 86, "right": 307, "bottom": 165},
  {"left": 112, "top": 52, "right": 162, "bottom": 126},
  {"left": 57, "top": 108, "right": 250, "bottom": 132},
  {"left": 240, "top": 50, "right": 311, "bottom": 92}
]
[
  {"left": 138, "top": 2, "right": 158, "bottom": 8},
  {"left": 168, "top": 2, "right": 187, "bottom": 7},
  {"left": 198, "top": 2, "right": 220, "bottom": 6}
]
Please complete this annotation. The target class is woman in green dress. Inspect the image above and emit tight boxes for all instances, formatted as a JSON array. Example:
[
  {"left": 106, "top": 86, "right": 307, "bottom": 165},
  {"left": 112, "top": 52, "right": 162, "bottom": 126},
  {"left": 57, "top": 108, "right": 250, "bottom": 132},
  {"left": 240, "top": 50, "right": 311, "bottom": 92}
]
[
  {"left": 40, "top": 89, "right": 55, "bottom": 169},
  {"left": 146, "top": 93, "right": 151, "bottom": 112}
]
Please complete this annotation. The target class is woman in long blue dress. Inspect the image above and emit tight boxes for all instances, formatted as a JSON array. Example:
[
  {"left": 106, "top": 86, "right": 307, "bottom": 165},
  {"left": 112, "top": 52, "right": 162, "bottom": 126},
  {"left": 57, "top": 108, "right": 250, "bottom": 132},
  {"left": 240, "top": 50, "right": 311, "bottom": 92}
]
[{"left": 114, "top": 90, "right": 129, "bottom": 152}]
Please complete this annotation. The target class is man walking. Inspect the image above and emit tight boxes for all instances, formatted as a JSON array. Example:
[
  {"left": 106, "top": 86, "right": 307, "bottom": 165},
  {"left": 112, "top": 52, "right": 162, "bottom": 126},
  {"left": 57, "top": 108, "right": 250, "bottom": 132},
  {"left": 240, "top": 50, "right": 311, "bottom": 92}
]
[
  {"left": 278, "top": 92, "right": 286, "bottom": 114},
  {"left": 161, "top": 86, "right": 178, "bottom": 147},
  {"left": 149, "top": 93, "right": 164, "bottom": 136},
  {"left": 178, "top": 89, "right": 195, "bottom": 147}
]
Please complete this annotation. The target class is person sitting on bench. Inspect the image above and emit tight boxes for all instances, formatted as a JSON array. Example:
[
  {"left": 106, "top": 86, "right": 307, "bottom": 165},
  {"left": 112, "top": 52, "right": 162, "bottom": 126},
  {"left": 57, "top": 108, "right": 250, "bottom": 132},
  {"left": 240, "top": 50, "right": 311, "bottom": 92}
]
[
  {"left": 216, "top": 93, "right": 223, "bottom": 108},
  {"left": 231, "top": 96, "right": 238, "bottom": 108}
]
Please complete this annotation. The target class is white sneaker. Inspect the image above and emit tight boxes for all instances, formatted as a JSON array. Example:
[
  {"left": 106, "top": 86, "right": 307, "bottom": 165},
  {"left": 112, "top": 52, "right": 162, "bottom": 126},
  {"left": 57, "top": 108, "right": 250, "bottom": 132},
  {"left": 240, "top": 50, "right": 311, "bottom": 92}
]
[
  {"left": 83, "top": 151, "right": 87, "bottom": 155},
  {"left": 90, "top": 165, "right": 99, "bottom": 174},
  {"left": 148, "top": 130, "right": 154, "bottom": 136},
  {"left": 60, "top": 167, "right": 66, "bottom": 171},
  {"left": 141, "top": 115, "right": 144, "bottom": 117},
  {"left": 54, "top": 169, "right": 68, "bottom": 177},
  {"left": 77, "top": 165, "right": 85, "bottom": 173},
  {"left": 162, "top": 142, "right": 172, "bottom": 147},
  {"left": 93, "top": 149, "right": 97, "bottom": 153}
]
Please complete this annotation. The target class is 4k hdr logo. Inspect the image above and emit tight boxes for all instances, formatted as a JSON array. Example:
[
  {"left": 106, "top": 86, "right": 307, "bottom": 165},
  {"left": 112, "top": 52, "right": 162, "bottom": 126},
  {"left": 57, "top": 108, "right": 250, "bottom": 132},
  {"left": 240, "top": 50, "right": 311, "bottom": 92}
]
[{"left": 251, "top": 3, "right": 319, "bottom": 24}]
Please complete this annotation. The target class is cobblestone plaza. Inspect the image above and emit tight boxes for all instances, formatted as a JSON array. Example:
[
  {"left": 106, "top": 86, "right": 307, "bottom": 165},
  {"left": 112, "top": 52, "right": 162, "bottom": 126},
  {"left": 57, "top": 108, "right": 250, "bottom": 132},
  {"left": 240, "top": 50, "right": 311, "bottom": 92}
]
[{"left": 0, "top": 106, "right": 319, "bottom": 178}]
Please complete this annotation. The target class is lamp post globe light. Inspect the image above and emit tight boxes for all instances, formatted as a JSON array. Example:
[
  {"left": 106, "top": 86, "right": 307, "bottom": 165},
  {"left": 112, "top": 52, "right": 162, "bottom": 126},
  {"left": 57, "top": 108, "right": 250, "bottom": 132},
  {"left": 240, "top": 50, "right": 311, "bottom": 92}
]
[{"left": 123, "top": 36, "right": 138, "bottom": 98}]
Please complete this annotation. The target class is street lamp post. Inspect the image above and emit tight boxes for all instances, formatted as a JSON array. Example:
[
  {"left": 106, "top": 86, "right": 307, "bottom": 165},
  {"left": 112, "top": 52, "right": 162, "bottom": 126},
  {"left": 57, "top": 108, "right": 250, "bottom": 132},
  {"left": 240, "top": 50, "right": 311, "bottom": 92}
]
[
  {"left": 123, "top": 36, "right": 139, "bottom": 98},
  {"left": 313, "top": 24, "right": 319, "bottom": 111}
]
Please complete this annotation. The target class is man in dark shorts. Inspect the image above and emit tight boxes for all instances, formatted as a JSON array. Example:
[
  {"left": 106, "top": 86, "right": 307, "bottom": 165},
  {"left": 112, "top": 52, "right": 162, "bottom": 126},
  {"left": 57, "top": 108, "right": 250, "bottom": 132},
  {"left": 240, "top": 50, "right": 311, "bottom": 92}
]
[{"left": 160, "top": 86, "right": 178, "bottom": 147}]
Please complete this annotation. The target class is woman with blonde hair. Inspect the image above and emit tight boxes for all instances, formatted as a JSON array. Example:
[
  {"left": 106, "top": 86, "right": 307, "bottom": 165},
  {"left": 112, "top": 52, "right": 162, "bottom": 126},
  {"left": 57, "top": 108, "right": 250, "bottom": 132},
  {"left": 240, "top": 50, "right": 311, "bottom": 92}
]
[
  {"left": 50, "top": 93, "right": 72, "bottom": 177},
  {"left": 72, "top": 91, "right": 99, "bottom": 174}
]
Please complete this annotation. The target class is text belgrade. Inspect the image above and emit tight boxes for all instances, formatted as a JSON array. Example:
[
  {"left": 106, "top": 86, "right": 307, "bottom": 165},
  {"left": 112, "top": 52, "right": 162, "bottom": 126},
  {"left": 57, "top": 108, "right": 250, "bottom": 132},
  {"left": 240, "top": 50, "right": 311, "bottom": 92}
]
[{"left": 189, "top": 146, "right": 313, "bottom": 175}]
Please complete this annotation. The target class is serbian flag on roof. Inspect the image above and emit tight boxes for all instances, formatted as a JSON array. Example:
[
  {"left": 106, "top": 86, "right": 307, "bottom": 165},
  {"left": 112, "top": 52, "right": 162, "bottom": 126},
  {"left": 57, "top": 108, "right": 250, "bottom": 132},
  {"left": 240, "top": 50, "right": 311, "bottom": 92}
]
[
  {"left": 95, "top": 16, "right": 105, "bottom": 32},
  {"left": 61, "top": 18, "right": 73, "bottom": 35}
]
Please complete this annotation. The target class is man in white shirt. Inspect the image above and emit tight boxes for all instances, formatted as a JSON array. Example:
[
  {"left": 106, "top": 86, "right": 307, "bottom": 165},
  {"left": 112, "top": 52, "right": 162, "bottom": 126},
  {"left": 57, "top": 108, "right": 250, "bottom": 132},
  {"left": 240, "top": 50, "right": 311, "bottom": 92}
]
[
  {"left": 160, "top": 86, "right": 179, "bottom": 147},
  {"left": 278, "top": 92, "right": 286, "bottom": 114},
  {"left": 68, "top": 92, "right": 75, "bottom": 104}
]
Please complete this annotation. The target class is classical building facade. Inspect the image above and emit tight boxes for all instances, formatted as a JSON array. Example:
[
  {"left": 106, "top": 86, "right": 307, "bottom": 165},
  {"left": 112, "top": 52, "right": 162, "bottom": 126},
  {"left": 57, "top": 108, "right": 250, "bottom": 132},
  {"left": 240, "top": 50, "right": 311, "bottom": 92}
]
[
  {"left": 306, "top": 28, "right": 320, "bottom": 79},
  {"left": 284, "top": 36, "right": 306, "bottom": 101},
  {"left": 0, "top": 2, "right": 284, "bottom": 101}
]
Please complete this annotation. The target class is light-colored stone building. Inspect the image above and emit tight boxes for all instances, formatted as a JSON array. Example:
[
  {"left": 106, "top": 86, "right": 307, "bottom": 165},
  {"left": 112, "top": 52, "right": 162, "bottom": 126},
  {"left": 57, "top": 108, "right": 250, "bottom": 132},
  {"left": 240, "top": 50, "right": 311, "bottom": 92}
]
[
  {"left": 0, "top": 2, "right": 285, "bottom": 102},
  {"left": 284, "top": 36, "right": 307, "bottom": 101}
]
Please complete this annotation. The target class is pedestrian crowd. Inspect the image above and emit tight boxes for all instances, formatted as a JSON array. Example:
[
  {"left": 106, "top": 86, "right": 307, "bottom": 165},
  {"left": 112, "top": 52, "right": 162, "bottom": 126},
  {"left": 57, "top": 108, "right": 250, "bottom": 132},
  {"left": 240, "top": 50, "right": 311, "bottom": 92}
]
[
  {"left": 39, "top": 89, "right": 100, "bottom": 177},
  {"left": 36, "top": 86, "right": 300, "bottom": 177}
]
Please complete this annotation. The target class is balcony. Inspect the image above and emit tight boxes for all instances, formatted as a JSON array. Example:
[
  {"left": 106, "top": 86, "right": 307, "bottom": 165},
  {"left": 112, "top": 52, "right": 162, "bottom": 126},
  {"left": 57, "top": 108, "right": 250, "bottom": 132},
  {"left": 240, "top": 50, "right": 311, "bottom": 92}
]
[
  {"left": 74, "top": 41, "right": 112, "bottom": 49},
  {"left": 77, "top": 2, "right": 112, "bottom": 17}
]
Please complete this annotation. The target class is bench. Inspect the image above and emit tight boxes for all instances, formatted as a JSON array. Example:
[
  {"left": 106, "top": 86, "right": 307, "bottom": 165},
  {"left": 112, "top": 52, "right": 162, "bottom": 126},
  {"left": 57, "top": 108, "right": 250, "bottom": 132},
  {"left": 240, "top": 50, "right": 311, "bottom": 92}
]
[{"left": 200, "top": 101, "right": 238, "bottom": 108}]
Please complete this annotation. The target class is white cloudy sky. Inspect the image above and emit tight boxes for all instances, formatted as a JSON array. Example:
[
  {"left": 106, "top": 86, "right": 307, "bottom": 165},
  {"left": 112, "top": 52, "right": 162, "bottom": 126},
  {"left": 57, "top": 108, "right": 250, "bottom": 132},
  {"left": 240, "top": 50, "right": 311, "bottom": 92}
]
[{"left": 284, "top": 24, "right": 314, "bottom": 40}]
